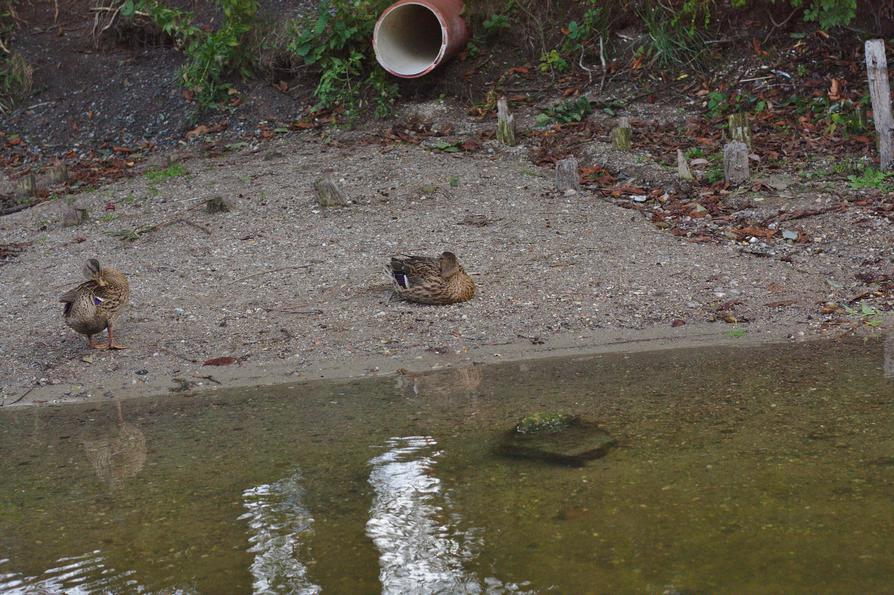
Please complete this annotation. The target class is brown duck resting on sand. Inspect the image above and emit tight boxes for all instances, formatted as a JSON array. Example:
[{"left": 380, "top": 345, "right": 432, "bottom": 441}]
[
  {"left": 60, "top": 258, "right": 130, "bottom": 350},
  {"left": 385, "top": 251, "right": 475, "bottom": 305}
]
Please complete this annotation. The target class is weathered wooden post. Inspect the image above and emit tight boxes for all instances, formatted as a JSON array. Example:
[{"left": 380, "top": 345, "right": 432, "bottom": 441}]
[
  {"left": 62, "top": 204, "right": 89, "bottom": 227},
  {"left": 496, "top": 96, "right": 516, "bottom": 146},
  {"left": 611, "top": 116, "right": 632, "bottom": 150},
  {"left": 313, "top": 177, "right": 349, "bottom": 207},
  {"left": 48, "top": 164, "right": 69, "bottom": 185},
  {"left": 728, "top": 113, "right": 752, "bottom": 148},
  {"left": 555, "top": 156, "right": 580, "bottom": 194},
  {"left": 723, "top": 141, "right": 749, "bottom": 185},
  {"left": 16, "top": 174, "right": 36, "bottom": 197},
  {"left": 865, "top": 39, "right": 893, "bottom": 170},
  {"left": 205, "top": 196, "right": 230, "bottom": 213},
  {"left": 676, "top": 149, "right": 694, "bottom": 181}
]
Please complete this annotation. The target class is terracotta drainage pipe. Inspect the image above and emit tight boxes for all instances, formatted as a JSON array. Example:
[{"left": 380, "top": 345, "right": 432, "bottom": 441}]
[{"left": 373, "top": 0, "right": 470, "bottom": 78}]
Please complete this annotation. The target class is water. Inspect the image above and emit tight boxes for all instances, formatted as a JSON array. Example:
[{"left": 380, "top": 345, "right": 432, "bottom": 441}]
[{"left": 1, "top": 338, "right": 892, "bottom": 593}]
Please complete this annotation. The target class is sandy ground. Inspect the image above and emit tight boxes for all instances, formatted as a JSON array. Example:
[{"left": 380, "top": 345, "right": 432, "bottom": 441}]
[{"left": 1, "top": 110, "right": 891, "bottom": 406}]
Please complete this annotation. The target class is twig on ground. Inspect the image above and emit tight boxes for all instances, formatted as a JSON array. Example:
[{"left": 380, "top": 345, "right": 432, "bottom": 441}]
[
  {"left": 764, "top": 203, "right": 848, "bottom": 224},
  {"left": 598, "top": 35, "right": 607, "bottom": 93},
  {"left": 194, "top": 374, "right": 222, "bottom": 385},
  {"left": 764, "top": 7, "right": 800, "bottom": 44},
  {"left": 177, "top": 218, "right": 212, "bottom": 235},
  {"left": 0, "top": 201, "right": 41, "bottom": 217},
  {"left": 4, "top": 386, "right": 36, "bottom": 407}
]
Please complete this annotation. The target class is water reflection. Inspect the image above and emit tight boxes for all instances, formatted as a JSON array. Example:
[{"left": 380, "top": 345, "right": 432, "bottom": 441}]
[
  {"left": 0, "top": 551, "right": 143, "bottom": 593},
  {"left": 367, "top": 436, "right": 482, "bottom": 594},
  {"left": 885, "top": 331, "right": 893, "bottom": 379},
  {"left": 240, "top": 470, "right": 320, "bottom": 594},
  {"left": 79, "top": 401, "right": 147, "bottom": 491},
  {"left": 396, "top": 366, "right": 484, "bottom": 417}
]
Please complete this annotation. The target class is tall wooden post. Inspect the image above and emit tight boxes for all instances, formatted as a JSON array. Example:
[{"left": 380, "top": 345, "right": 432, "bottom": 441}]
[{"left": 865, "top": 39, "right": 893, "bottom": 170}]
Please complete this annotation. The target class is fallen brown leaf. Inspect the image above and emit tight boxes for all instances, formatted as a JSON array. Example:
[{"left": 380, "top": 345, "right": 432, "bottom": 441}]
[{"left": 203, "top": 356, "right": 238, "bottom": 366}]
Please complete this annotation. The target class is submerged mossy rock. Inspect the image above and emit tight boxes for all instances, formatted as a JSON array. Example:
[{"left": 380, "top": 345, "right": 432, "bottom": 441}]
[
  {"left": 515, "top": 412, "right": 576, "bottom": 434},
  {"left": 496, "top": 414, "right": 616, "bottom": 467}
]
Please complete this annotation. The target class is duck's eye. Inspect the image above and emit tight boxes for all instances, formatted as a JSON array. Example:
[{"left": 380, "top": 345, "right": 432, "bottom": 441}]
[{"left": 93, "top": 296, "right": 105, "bottom": 306}]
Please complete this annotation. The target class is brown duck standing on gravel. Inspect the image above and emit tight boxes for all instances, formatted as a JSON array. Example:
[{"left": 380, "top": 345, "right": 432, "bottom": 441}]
[
  {"left": 386, "top": 251, "right": 475, "bottom": 305},
  {"left": 60, "top": 258, "right": 130, "bottom": 350}
]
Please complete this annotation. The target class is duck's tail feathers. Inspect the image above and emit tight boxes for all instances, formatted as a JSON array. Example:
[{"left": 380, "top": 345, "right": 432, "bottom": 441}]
[{"left": 384, "top": 263, "right": 411, "bottom": 290}]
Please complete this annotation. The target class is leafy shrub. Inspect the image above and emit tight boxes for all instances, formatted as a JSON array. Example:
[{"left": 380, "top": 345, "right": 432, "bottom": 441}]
[
  {"left": 539, "top": 48, "right": 569, "bottom": 74},
  {"left": 536, "top": 96, "right": 593, "bottom": 126},
  {"left": 561, "top": 2, "right": 606, "bottom": 57},
  {"left": 288, "top": 0, "right": 397, "bottom": 123},
  {"left": 127, "top": 0, "right": 258, "bottom": 112},
  {"left": 800, "top": 0, "right": 856, "bottom": 29},
  {"left": 848, "top": 166, "right": 893, "bottom": 192},
  {"left": 731, "top": 0, "right": 856, "bottom": 28}
]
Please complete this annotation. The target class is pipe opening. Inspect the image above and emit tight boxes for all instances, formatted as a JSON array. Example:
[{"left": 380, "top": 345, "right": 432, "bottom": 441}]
[{"left": 375, "top": 4, "right": 445, "bottom": 77}]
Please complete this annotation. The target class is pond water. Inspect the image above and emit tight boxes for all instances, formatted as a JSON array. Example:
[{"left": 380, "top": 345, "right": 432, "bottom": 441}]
[{"left": 1, "top": 338, "right": 892, "bottom": 593}]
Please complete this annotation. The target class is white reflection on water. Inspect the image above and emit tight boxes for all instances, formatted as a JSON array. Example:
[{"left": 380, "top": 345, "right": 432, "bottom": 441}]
[
  {"left": 240, "top": 470, "right": 320, "bottom": 595},
  {"left": 367, "top": 436, "right": 482, "bottom": 594},
  {"left": 0, "top": 551, "right": 143, "bottom": 594}
]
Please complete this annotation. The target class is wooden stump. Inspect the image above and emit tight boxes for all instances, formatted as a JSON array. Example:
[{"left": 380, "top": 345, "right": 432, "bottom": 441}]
[
  {"left": 62, "top": 205, "right": 89, "bottom": 227},
  {"left": 676, "top": 149, "right": 694, "bottom": 181},
  {"left": 313, "top": 177, "right": 349, "bottom": 207},
  {"left": 205, "top": 196, "right": 230, "bottom": 213},
  {"left": 496, "top": 97, "right": 516, "bottom": 146},
  {"left": 723, "top": 141, "right": 749, "bottom": 185},
  {"left": 728, "top": 113, "right": 752, "bottom": 149},
  {"left": 611, "top": 116, "right": 631, "bottom": 151},
  {"left": 865, "top": 39, "right": 893, "bottom": 170},
  {"left": 16, "top": 174, "right": 36, "bottom": 197},
  {"left": 48, "top": 164, "right": 69, "bottom": 185},
  {"left": 555, "top": 156, "right": 581, "bottom": 193}
]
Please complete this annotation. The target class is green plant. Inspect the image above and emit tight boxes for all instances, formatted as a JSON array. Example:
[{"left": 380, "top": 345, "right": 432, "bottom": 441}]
[
  {"left": 726, "top": 327, "right": 747, "bottom": 338},
  {"left": 561, "top": 1, "right": 605, "bottom": 58},
  {"left": 848, "top": 166, "right": 894, "bottom": 192},
  {"left": 288, "top": 0, "right": 397, "bottom": 123},
  {"left": 126, "top": 0, "right": 257, "bottom": 112},
  {"left": 637, "top": 1, "right": 707, "bottom": 70},
  {"left": 99, "top": 212, "right": 118, "bottom": 223},
  {"left": 0, "top": 52, "right": 32, "bottom": 112},
  {"left": 706, "top": 91, "right": 727, "bottom": 118},
  {"left": 843, "top": 302, "right": 884, "bottom": 327},
  {"left": 429, "top": 140, "right": 461, "bottom": 153},
  {"left": 483, "top": 14, "right": 510, "bottom": 35},
  {"left": 145, "top": 162, "right": 188, "bottom": 183},
  {"left": 538, "top": 49, "right": 569, "bottom": 74},
  {"left": 724, "top": 0, "right": 857, "bottom": 31},
  {"left": 536, "top": 96, "right": 592, "bottom": 126},
  {"left": 799, "top": 0, "right": 856, "bottom": 29},
  {"left": 704, "top": 159, "right": 724, "bottom": 184}
]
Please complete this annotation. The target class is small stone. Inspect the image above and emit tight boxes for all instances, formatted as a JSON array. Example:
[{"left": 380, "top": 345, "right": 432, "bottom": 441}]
[
  {"left": 632, "top": 194, "right": 648, "bottom": 203},
  {"left": 136, "top": 369, "right": 149, "bottom": 376},
  {"left": 782, "top": 230, "right": 799, "bottom": 241}
]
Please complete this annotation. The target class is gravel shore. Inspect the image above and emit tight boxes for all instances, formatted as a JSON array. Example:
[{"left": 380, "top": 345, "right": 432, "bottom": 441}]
[{"left": 0, "top": 126, "right": 890, "bottom": 406}]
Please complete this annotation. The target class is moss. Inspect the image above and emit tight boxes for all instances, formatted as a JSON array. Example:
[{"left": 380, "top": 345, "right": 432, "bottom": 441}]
[{"left": 515, "top": 412, "right": 575, "bottom": 434}]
